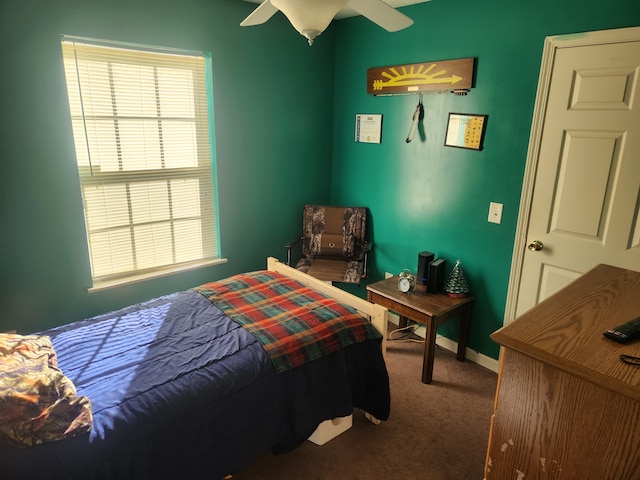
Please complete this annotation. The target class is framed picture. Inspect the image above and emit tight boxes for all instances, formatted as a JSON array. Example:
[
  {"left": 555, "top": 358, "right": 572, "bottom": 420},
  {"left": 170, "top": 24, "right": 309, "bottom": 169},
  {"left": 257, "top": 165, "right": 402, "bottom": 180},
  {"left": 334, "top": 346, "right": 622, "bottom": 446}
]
[
  {"left": 444, "top": 113, "right": 488, "bottom": 150},
  {"left": 355, "top": 114, "right": 383, "bottom": 144}
]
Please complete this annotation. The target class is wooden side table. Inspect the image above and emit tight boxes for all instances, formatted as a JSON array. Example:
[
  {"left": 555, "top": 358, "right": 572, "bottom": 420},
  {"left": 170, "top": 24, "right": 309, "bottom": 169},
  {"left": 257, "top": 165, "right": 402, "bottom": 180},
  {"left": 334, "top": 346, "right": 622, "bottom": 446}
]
[{"left": 366, "top": 276, "right": 474, "bottom": 384}]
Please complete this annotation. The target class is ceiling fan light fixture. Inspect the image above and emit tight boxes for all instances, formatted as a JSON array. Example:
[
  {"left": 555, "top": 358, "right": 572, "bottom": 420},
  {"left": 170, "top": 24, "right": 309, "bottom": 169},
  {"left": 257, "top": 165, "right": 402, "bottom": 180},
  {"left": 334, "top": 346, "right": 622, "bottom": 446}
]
[
  {"left": 300, "top": 30, "right": 321, "bottom": 45},
  {"left": 271, "top": 0, "right": 349, "bottom": 45}
]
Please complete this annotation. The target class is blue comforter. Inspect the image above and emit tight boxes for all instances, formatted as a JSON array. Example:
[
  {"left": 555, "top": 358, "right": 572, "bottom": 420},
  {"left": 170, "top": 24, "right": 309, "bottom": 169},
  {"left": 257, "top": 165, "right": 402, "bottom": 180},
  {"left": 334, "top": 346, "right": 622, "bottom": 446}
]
[{"left": 0, "top": 289, "right": 390, "bottom": 479}]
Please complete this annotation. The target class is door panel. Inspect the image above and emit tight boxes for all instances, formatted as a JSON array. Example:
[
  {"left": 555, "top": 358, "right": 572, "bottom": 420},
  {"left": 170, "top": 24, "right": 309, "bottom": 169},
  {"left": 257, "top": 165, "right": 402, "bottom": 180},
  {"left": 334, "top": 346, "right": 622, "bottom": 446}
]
[
  {"left": 551, "top": 131, "right": 618, "bottom": 237},
  {"left": 509, "top": 28, "right": 640, "bottom": 320}
]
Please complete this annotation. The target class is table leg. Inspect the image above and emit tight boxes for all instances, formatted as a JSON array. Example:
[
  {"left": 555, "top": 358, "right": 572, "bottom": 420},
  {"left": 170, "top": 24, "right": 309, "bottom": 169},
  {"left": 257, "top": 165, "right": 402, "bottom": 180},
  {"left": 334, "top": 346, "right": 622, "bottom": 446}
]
[
  {"left": 421, "top": 316, "right": 438, "bottom": 384},
  {"left": 456, "top": 303, "right": 472, "bottom": 362}
]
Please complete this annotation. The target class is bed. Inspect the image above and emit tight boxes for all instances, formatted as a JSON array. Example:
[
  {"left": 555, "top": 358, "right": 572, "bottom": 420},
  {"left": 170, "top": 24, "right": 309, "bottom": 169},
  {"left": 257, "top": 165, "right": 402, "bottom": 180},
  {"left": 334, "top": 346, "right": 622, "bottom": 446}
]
[{"left": 0, "top": 257, "right": 390, "bottom": 480}]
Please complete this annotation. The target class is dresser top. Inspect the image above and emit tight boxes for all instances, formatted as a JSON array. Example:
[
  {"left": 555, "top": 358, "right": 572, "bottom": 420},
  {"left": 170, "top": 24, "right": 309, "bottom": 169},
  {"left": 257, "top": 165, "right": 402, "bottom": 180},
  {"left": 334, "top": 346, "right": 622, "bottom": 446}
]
[{"left": 492, "top": 264, "right": 640, "bottom": 401}]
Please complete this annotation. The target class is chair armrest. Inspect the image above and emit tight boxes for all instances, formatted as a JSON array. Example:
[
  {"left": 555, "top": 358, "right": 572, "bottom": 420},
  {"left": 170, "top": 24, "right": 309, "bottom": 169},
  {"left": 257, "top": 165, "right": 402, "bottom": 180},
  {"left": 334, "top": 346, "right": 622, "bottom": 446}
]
[
  {"left": 285, "top": 236, "right": 302, "bottom": 266},
  {"left": 362, "top": 241, "right": 372, "bottom": 279}
]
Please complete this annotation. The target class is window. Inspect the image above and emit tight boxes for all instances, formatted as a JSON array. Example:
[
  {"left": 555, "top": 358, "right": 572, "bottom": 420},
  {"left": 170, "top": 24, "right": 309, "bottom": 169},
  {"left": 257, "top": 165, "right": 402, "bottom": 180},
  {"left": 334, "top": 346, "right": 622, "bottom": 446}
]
[{"left": 61, "top": 36, "right": 221, "bottom": 289}]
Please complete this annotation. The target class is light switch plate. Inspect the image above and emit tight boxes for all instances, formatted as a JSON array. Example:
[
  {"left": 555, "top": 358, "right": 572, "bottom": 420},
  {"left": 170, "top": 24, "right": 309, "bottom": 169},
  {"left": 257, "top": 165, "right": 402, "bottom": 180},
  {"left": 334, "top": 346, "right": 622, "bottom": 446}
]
[{"left": 488, "top": 202, "right": 503, "bottom": 224}]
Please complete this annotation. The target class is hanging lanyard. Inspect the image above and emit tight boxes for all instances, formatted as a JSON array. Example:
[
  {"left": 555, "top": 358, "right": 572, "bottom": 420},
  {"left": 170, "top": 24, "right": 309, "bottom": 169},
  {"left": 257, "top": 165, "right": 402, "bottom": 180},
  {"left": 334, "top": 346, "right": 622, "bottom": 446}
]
[{"left": 406, "top": 94, "right": 423, "bottom": 143}]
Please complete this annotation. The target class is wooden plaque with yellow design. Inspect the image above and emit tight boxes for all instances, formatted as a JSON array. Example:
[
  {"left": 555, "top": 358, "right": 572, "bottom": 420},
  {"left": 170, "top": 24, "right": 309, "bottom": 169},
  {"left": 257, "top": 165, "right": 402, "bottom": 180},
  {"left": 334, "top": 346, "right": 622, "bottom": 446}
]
[{"left": 367, "top": 58, "right": 475, "bottom": 95}]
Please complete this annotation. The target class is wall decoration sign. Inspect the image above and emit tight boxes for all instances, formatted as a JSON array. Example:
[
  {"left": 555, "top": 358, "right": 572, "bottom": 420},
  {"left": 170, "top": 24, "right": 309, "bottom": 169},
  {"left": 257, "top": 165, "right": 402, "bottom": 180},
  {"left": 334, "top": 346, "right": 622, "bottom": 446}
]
[
  {"left": 367, "top": 58, "right": 475, "bottom": 96},
  {"left": 355, "top": 114, "right": 383, "bottom": 143},
  {"left": 444, "top": 113, "right": 488, "bottom": 150}
]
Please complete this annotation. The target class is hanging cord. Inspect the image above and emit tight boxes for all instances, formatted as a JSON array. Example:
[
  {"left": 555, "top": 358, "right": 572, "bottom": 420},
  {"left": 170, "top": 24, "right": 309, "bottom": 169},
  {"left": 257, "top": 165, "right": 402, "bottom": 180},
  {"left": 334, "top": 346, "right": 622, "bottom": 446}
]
[
  {"left": 405, "top": 94, "right": 424, "bottom": 143},
  {"left": 387, "top": 324, "right": 424, "bottom": 343},
  {"left": 72, "top": 43, "right": 94, "bottom": 176}
]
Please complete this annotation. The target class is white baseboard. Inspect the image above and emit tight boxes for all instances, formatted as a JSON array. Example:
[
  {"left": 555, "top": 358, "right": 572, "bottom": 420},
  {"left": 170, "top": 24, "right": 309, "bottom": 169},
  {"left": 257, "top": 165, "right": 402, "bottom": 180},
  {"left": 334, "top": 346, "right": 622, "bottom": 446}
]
[{"left": 387, "top": 312, "right": 500, "bottom": 374}]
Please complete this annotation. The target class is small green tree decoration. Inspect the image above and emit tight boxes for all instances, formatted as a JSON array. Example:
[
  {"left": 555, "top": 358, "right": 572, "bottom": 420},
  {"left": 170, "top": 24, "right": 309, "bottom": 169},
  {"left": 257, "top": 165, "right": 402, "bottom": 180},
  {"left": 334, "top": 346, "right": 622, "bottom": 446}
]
[{"left": 444, "top": 260, "right": 470, "bottom": 297}]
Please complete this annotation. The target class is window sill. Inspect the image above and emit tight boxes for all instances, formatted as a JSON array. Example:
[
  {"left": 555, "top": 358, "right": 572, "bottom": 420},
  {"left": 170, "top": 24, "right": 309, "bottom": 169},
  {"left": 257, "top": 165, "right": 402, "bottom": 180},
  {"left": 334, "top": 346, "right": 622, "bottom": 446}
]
[{"left": 87, "top": 258, "right": 228, "bottom": 293}]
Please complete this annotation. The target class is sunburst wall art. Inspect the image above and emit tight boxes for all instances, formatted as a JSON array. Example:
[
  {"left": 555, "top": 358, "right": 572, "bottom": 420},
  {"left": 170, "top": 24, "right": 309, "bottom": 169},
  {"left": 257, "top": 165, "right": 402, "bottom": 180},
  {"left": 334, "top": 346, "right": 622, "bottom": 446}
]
[{"left": 367, "top": 58, "right": 475, "bottom": 96}]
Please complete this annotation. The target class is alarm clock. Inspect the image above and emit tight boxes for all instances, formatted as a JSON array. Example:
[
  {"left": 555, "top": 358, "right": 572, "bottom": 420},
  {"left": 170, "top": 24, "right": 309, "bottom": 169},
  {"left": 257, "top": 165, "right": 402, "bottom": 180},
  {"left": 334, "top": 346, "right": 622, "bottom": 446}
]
[{"left": 398, "top": 269, "right": 415, "bottom": 293}]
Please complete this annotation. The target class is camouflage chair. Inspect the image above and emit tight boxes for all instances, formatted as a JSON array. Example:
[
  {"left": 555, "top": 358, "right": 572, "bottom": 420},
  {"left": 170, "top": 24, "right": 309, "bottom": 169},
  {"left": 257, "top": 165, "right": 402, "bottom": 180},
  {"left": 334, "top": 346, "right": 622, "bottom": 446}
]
[{"left": 285, "top": 204, "right": 371, "bottom": 284}]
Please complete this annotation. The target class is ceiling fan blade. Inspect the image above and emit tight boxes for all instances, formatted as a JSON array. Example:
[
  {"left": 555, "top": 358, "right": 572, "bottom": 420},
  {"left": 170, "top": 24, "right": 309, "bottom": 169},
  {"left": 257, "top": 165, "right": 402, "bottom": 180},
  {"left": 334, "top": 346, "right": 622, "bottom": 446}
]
[
  {"left": 240, "top": 0, "right": 279, "bottom": 27},
  {"left": 348, "top": 0, "right": 414, "bottom": 32}
]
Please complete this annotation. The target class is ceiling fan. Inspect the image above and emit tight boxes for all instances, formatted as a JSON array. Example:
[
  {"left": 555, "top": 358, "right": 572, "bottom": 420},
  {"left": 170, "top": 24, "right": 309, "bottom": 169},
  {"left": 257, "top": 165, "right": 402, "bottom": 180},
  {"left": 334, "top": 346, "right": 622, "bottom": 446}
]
[{"left": 240, "top": 0, "right": 415, "bottom": 46}]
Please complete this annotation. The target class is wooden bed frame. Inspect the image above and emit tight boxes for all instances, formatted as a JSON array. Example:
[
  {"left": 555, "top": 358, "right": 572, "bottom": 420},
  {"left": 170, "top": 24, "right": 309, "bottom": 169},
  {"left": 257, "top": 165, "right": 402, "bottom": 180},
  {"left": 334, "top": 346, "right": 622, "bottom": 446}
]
[{"left": 267, "top": 257, "right": 388, "bottom": 356}]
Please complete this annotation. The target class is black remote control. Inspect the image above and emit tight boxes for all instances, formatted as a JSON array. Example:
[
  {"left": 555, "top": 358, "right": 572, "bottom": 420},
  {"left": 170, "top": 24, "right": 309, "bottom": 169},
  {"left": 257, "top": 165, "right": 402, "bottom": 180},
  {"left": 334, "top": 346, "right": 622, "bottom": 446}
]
[{"left": 603, "top": 316, "right": 640, "bottom": 344}]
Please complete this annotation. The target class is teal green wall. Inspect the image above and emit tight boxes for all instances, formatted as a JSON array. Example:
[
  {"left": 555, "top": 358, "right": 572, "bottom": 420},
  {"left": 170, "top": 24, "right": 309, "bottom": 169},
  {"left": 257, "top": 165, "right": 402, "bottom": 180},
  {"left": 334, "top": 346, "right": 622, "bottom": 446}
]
[
  {"left": 0, "top": 0, "right": 336, "bottom": 333},
  {"left": 1, "top": 0, "right": 639, "bottom": 361},
  {"left": 330, "top": 0, "right": 640, "bottom": 358}
]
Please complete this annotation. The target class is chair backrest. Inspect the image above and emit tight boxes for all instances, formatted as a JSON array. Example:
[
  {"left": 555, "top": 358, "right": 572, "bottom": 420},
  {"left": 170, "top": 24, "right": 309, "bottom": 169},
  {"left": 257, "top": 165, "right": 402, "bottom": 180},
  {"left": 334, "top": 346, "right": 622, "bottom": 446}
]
[{"left": 301, "top": 205, "right": 367, "bottom": 259}]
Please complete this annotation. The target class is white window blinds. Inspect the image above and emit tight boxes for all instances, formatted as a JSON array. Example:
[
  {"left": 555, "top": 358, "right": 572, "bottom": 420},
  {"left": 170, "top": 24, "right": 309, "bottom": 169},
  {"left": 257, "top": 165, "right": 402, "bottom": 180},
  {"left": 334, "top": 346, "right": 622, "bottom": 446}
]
[{"left": 61, "top": 37, "right": 220, "bottom": 288}]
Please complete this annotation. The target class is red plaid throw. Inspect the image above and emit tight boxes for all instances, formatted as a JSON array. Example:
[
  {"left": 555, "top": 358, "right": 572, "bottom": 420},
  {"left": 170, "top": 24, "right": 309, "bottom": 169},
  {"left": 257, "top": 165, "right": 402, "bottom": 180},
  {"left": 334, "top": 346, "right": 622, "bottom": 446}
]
[{"left": 194, "top": 271, "right": 381, "bottom": 373}]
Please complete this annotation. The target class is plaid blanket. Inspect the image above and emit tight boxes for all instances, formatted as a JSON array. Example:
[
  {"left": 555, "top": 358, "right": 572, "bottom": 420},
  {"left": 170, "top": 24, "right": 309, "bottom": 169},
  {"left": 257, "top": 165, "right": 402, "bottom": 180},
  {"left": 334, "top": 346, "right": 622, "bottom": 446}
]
[{"left": 194, "top": 271, "right": 381, "bottom": 373}]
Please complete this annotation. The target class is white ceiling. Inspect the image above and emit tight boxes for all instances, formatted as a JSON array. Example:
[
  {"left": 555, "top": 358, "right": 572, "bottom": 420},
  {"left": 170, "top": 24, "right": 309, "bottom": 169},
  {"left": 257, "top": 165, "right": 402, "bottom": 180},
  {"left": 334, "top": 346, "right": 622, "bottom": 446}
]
[{"left": 242, "top": 0, "right": 429, "bottom": 20}]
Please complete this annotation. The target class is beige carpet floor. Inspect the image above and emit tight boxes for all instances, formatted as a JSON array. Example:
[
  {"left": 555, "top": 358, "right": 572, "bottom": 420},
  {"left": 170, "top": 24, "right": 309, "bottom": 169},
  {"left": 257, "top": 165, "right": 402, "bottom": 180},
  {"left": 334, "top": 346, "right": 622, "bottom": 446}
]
[{"left": 233, "top": 335, "right": 498, "bottom": 480}]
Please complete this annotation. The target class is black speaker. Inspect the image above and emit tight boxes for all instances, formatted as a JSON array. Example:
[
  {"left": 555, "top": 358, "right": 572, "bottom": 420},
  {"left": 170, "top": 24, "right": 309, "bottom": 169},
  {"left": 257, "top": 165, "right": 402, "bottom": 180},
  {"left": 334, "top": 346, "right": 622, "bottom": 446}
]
[
  {"left": 427, "top": 258, "right": 446, "bottom": 293},
  {"left": 417, "top": 251, "right": 435, "bottom": 285}
]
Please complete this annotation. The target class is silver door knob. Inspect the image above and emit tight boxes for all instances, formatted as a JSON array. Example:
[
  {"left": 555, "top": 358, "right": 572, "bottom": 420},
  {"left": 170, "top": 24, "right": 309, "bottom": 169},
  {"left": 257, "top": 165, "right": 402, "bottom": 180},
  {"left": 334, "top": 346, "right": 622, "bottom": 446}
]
[{"left": 528, "top": 240, "right": 544, "bottom": 251}]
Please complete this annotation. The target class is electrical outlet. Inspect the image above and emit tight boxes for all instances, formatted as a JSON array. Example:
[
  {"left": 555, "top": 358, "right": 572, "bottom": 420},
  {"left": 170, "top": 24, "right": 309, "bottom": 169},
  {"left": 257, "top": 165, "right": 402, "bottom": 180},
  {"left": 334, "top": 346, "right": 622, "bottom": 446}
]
[{"left": 488, "top": 202, "right": 503, "bottom": 224}]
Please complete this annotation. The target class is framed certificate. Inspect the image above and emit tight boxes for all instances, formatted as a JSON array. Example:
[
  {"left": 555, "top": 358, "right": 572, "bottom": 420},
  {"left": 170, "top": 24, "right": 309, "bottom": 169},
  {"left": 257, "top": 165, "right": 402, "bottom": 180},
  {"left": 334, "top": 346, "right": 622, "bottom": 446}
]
[
  {"left": 444, "top": 113, "right": 487, "bottom": 150},
  {"left": 355, "top": 114, "right": 383, "bottom": 144}
]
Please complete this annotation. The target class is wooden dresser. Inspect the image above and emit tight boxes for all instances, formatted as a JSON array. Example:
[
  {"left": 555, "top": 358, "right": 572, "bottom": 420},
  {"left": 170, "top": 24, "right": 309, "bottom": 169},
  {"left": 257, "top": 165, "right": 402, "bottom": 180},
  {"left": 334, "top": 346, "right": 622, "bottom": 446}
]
[{"left": 484, "top": 264, "right": 640, "bottom": 480}]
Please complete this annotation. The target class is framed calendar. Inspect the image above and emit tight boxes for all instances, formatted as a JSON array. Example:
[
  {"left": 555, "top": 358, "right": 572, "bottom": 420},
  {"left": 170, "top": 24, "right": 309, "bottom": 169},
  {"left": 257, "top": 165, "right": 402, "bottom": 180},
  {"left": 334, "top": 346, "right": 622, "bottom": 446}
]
[{"left": 444, "top": 113, "right": 488, "bottom": 151}]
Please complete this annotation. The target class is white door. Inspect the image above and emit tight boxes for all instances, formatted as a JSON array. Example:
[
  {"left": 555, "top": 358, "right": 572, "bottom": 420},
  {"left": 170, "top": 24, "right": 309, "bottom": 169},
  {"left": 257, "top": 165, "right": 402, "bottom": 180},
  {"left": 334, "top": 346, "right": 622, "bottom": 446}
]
[{"left": 505, "top": 27, "right": 640, "bottom": 322}]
